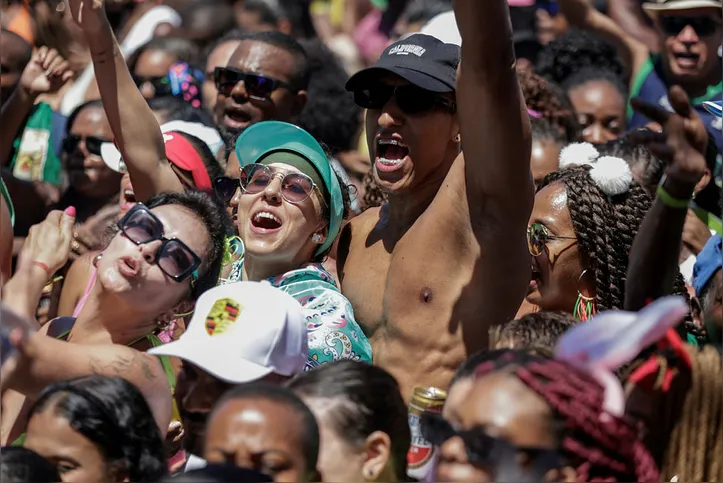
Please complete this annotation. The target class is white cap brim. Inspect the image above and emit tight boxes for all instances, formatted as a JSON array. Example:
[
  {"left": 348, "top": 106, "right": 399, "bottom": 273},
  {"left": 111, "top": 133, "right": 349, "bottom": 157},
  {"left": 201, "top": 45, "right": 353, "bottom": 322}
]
[
  {"left": 643, "top": 0, "right": 721, "bottom": 12},
  {"left": 149, "top": 339, "right": 275, "bottom": 384},
  {"left": 100, "top": 142, "right": 124, "bottom": 173}
]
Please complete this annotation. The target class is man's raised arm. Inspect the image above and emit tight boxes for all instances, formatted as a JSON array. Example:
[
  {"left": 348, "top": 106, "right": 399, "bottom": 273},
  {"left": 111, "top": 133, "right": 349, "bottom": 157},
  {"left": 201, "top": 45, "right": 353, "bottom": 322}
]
[
  {"left": 67, "top": 0, "right": 182, "bottom": 202},
  {"left": 454, "top": 0, "right": 533, "bottom": 220}
]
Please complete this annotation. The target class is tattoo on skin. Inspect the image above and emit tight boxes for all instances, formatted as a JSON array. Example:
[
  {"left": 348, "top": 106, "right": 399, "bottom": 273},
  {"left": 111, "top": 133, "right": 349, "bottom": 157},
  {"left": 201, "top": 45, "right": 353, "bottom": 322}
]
[{"left": 88, "top": 352, "right": 159, "bottom": 382}]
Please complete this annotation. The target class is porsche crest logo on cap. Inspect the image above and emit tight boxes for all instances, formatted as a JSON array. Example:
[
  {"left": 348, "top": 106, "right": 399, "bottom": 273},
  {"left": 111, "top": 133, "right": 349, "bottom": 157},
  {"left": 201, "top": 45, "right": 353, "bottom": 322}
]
[{"left": 205, "top": 298, "right": 242, "bottom": 336}]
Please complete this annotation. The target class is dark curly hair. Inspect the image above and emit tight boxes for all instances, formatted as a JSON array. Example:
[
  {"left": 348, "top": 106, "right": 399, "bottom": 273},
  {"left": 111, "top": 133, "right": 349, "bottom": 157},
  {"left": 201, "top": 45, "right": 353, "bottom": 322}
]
[
  {"left": 297, "top": 38, "right": 363, "bottom": 154},
  {"left": 535, "top": 29, "right": 628, "bottom": 86},
  {"left": 598, "top": 134, "right": 665, "bottom": 196},
  {"left": 361, "top": 169, "right": 388, "bottom": 211},
  {"left": 562, "top": 67, "right": 629, "bottom": 102},
  {"left": 517, "top": 66, "right": 580, "bottom": 142},
  {"left": 538, "top": 164, "right": 689, "bottom": 312},
  {"left": 28, "top": 375, "right": 167, "bottom": 482}
]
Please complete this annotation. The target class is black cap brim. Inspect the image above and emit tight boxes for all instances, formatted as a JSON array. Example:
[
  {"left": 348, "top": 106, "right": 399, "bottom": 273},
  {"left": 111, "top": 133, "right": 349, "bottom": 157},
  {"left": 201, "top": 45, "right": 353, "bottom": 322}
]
[{"left": 345, "top": 66, "right": 455, "bottom": 93}]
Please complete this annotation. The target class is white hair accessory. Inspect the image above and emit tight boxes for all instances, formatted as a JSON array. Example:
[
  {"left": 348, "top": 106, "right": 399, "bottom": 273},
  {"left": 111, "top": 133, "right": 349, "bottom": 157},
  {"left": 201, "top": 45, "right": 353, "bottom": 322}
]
[
  {"left": 557, "top": 142, "right": 633, "bottom": 196},
  {"left": 559, "top": 142, "right": 600, "bottom": 168},
  {"left": 590, "top": 156, "right": 634, "bottom": 196}
]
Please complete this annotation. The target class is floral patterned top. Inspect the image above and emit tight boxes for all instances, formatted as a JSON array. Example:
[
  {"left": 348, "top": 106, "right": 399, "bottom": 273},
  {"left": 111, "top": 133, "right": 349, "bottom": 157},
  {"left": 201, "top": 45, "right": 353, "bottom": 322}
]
[{"left": 224, "top": 260, "right": 372, "bottom": 370}]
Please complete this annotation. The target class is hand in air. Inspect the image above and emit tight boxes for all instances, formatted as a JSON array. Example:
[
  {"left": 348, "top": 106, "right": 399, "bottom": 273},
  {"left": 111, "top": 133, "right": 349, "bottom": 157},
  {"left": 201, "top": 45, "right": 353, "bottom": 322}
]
[
  {"left": 19, "top": 47, "right": 73, "bottom": 98},
  {"left": 630, "top": 86, "right": 708, "bottom": 186},
  {"left": 19, "top": 208, "right": 76, "bottom": 277},
  {"left": 66, "top": 0, "right": 108, "bottom": 35}
]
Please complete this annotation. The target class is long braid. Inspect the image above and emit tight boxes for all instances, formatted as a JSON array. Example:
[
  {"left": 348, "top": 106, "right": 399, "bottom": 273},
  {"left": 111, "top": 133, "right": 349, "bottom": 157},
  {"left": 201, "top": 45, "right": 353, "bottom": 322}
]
[
  {"left": 474, "top": 351, "right": 659, "bottom": 482},
  {"left": 538, "top": 165, "right": 691, "bottom": 313},
  {"left": 661, "top": 345, "right": 723, "bottom": 482}
]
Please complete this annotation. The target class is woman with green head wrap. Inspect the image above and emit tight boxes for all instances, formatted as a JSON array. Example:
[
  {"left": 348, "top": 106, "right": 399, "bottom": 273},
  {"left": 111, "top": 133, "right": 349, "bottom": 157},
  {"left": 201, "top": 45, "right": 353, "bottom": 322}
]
[{"left": 222, "top": 120, "right": 372, "bottom": 369}]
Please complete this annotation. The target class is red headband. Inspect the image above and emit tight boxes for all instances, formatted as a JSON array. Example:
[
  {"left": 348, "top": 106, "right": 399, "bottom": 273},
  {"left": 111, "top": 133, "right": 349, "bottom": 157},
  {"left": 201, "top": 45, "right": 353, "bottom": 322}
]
[{"left": 163, "top": 133, "right": 213, "bottom": 192}]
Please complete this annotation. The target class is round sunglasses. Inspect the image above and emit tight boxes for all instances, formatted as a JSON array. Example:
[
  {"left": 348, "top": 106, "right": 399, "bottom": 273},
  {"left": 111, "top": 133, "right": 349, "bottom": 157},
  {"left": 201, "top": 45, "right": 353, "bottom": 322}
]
[
  {"left": 215, "top": 165, "right": 326, "bottom": 206},
  {"left": 353, "top": 84, "right": 457, "bottom": 115},
  {"left": 118, "top": 204, "right": 201, "bottom": 283},
  {"left": 527, "top": 222, "right": 577, "bottom": 257}
]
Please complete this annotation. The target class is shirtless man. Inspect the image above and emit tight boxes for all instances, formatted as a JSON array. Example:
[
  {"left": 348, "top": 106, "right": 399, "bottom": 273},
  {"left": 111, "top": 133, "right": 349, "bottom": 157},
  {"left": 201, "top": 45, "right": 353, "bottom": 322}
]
[{"left": 338, "top": 1, "right": 533, "bottom": 399}]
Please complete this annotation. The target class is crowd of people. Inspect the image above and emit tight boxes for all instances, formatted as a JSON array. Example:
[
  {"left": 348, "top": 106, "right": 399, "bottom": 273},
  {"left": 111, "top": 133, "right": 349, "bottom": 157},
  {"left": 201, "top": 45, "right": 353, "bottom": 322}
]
[{"left": 0, "top": 0, "right": 721, "bottom": 481}]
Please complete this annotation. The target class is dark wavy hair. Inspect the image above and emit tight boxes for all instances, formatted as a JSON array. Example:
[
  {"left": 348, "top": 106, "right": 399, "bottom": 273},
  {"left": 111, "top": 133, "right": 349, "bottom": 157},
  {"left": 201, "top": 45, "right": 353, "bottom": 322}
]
[
  {"left": 144, "top": 191, "right": 232, "bottom": 298},
  {"left": 517, "top": 66, "right": 580, "bottom": 142},
  {"left": 535, "top": 29, "right": 628, "bottom": 86},
  {"left": 287, "top": 361, "right": 411, "bottom": 481},
  {"left": 0, "top": 447, "right": 60, "bottom": 483},
  {"left": 28, "top": 376, "right": 167, "bottom": 482},
  {"left": 538, "top": 164, "right": 688, "bottom": 312}
]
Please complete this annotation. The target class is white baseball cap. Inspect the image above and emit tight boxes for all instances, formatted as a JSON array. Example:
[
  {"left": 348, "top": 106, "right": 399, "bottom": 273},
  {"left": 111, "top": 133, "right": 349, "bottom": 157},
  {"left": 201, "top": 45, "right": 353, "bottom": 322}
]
[
  {"left": 420, "top": 11, "right": 461, "bottom": 47},
  {"left": 149, "top": 281, "right": 308, "bottom": 383},
  {"left": 100, "top": 121, "right": 223, "bottom": 173}
]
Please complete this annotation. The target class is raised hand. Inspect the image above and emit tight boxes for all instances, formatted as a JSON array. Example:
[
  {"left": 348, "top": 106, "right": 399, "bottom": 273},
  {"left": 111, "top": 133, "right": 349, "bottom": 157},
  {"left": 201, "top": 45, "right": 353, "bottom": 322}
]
[
  {"left": 65, "top": 0, "right": 108, "bottom": 36},
  {"left": 630, "top": 86, "right": 708, "bottom": 186},
  {"left": 18, "top": 207, "right": 76, "bottom": 277},
  {"left": 19, "top": 47, "right": 73, "bottom": 98}
]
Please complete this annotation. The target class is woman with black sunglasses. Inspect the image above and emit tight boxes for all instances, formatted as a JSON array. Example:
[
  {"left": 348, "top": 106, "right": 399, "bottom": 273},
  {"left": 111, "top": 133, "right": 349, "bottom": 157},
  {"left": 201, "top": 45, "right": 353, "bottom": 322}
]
[{"left": 1, "top": 190, "right": 231, "bottom": 447}]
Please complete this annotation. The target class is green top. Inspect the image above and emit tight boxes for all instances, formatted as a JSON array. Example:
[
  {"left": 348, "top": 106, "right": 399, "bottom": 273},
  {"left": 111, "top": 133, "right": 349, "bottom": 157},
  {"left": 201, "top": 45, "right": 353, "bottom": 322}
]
[
  {"left": 10, "top": 102, "right": 63, "bottom": 186},
  {"left": 0, "top": 177, "right": 14, "bottom": 227}
]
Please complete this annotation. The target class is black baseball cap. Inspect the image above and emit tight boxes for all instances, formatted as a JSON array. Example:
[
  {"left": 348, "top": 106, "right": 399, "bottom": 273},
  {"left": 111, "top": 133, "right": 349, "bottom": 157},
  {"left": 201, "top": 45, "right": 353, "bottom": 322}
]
[{"left": 345, "top": 33, "right": 460, "bottom": 93}]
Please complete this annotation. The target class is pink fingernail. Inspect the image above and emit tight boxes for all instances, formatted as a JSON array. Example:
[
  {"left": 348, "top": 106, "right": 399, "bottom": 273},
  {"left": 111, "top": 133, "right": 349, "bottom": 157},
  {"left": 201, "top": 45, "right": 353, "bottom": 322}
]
[{"left": 64, "top": 206, "right": 76, "bottom": 217}]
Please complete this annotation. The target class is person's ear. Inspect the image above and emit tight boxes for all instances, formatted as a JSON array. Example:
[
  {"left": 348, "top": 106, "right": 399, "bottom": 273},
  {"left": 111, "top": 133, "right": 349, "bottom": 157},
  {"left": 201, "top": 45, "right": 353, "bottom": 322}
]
[
  {"left": 293, "top": 90, "right": 308, "bottom": 117},
  {"left": 361, "top": 431, "right": 391, "bottom": 481},
  {"left": 693, "top": 167, "right": 711, "bottom": 198}
]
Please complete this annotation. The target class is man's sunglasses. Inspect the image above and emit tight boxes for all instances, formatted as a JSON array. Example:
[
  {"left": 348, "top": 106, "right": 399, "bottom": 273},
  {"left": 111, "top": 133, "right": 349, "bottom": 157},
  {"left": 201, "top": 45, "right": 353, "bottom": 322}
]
[
  {"left": 660, "top": 16, "right": 722, "bottom": 37},
  {"left": 353, "top": 84, "right": 457, "bottom": 115},
  {"left": 421, "top": 413, "right": 561, "bottom": 467},
  {"left": 527, "top": 222, "right": 577, "bottom": 257},
  {"left": 62, "top": 134, "right": 111, "bottom": 157},
  {"left": 214, "top": 67, "right": 297, "bottom": 101},
  {"left": 133, "top": 74, "right": 173, "bottom": 97},
  {"left": 118, "top": 204, "right": 201, "bottom": 283}
]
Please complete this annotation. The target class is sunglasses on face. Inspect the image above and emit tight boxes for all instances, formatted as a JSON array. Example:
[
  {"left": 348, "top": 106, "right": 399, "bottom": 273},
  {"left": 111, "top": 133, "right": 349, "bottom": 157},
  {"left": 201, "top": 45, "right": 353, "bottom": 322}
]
[
  {"left": 117, "top": 204, "right": 202, "bottom": 283},
  {"left": 62, "top": 134, "right": 111, "bottom": 157},
  {"left": 526, "top": 222, "right": 577, "bottom": 257},
  {"left": 213, "top": 175, "right": 238, "bottom": 204},
  {"left": 240, "top": 164, "right": 326, "bottom": 205},
  {"left": 214, "top": 67, "right": 296, "bottom": 101},
  {"left": 133, "top": 74, "right": 173, "bottom": 96},
  {"left": 353, "top": 84, "right": 457, "bottom": 115},
  {"left": 421, "top": 413, "right": 561, "bottom": 468},
  {"left": 660, "top": 16, "right": 722, "bottom": 37}
]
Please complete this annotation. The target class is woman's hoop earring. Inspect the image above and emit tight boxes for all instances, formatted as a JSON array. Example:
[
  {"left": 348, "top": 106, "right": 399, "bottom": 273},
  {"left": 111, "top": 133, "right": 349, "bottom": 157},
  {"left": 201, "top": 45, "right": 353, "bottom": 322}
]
[
  {"left": 454, "top": 134, "right": 461, "bottom": 143},
  {"left": 573, "top": 269, "right": 596, "bottom": 321},
  {"left": 93, "top": 253, "right": 103, "bottom": 268}
]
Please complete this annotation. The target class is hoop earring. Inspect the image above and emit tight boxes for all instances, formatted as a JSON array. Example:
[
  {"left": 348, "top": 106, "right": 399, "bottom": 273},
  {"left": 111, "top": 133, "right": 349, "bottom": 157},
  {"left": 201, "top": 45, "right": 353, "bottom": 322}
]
[
  {"left": 573, "top": 269, "right": 596, "bottom": 321},
  {"left": 93, "top": 253, "right": 103, "bottom": 268},
  {"left": 454, "top": 134, "right": 461, "bottom": 143}
]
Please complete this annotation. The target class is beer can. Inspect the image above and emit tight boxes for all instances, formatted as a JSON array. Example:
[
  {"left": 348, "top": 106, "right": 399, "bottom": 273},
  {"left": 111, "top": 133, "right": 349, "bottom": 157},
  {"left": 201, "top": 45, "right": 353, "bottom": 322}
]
[{"left": 407, "top": 386, "right": 447, "bottom": 481}]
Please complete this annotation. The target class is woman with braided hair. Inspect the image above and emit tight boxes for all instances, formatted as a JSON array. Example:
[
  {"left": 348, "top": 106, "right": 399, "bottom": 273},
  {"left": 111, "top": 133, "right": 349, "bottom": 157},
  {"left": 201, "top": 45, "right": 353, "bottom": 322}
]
[
  {"left": 427, "top": 349, "right": 659, "bottom": 482},
  {"left": 626, "top": 343, "right": 723, "bottom": 482},
  {"left": 526, "top": 142, "right": 689, "bottom": 320}
]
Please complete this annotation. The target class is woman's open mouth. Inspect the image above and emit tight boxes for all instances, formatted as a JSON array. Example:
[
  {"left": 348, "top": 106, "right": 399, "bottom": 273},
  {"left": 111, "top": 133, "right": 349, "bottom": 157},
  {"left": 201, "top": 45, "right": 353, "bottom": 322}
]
[
  {"left": 375, "top": 138, "right": 409, "bottom": 173},
  {"left": 250, "top": 210, "right": 283, "bottom": 234},
  {"left": 120, "top": 189, "right": 136, "bottom": 212}
]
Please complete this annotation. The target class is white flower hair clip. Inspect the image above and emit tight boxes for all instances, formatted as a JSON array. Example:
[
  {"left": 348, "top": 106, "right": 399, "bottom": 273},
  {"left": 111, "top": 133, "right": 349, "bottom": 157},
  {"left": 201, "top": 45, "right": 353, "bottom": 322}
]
[{"left": 558, "top": 142, "right": 633, "bottom": 197}]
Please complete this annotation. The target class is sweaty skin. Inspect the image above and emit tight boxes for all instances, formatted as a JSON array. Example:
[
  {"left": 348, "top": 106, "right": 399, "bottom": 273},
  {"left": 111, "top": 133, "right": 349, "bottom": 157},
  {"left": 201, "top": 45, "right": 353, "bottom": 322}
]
[{"left": 337, "top": 1, "right": 533, "bottom": 400}]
